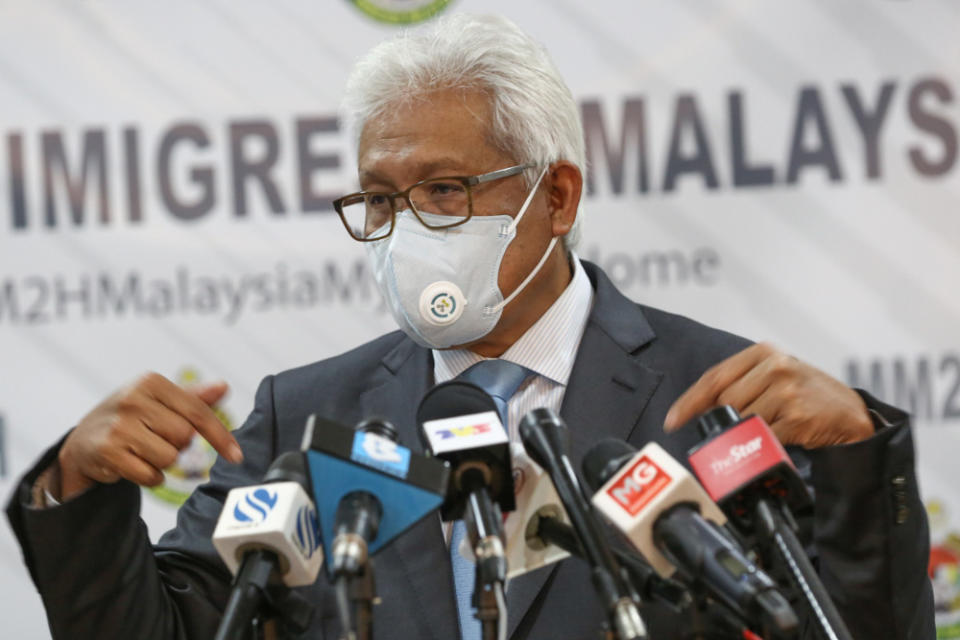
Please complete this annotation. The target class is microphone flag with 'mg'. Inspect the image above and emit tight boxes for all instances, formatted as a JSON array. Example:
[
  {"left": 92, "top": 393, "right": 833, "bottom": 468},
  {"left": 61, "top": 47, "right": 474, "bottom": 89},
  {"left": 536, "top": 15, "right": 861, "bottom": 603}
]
[
  {"left": 501, "top": 440, "right": 691, "bottom": 614},
  {"left": 304, "top": 414, "right": 449, "bottom": 575},
  {"left": 582, "top": 438, "right": 798, "bottom": 637}
]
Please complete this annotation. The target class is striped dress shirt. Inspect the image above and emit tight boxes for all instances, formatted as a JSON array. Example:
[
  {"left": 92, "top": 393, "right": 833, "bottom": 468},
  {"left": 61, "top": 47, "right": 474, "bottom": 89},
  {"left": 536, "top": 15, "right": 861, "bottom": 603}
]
[
  {"left": 432, "top": 255, "right": 594, "bottom": 444},
  {"left": 433, "top": 255, "right": 593, "bottom": 545}
]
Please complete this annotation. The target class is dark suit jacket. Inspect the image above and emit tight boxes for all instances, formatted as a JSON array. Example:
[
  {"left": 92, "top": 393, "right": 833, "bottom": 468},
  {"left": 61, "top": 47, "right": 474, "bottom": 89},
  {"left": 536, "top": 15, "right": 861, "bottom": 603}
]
[{"left": 7, "top": 261, "right": 934, "bottom": 639}]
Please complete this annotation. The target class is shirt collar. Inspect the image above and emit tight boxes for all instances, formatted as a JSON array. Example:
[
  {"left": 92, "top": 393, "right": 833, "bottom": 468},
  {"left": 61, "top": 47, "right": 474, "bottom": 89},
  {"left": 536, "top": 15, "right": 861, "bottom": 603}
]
[{"left": 433, "top": 254, "right": 594, "bottom": 386}]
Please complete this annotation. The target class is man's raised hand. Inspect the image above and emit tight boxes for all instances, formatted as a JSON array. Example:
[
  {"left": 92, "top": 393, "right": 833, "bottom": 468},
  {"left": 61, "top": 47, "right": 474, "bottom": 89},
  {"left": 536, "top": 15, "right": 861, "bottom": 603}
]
[
  {"left": 57, "top": 373, "right": 243, "bottom": 500},
  {"left": 664, "top": 343, "right": 874, "bottom": 449}
]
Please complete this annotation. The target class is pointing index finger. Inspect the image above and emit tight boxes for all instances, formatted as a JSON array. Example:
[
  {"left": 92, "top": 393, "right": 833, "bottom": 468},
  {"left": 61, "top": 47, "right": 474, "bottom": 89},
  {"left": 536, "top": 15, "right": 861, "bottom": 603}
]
[
  {"left": 664, "top": 343, "right": 773, "bottom": 432},
  {"left": 141, "top": 373, "right": 243, "bottom": 464}
]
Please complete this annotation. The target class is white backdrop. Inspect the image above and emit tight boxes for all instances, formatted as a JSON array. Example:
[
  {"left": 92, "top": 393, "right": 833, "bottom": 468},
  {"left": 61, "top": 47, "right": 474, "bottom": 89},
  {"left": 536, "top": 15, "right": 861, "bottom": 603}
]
[{"left": 1, "top": 1, "right": 958, "bottom": 637}]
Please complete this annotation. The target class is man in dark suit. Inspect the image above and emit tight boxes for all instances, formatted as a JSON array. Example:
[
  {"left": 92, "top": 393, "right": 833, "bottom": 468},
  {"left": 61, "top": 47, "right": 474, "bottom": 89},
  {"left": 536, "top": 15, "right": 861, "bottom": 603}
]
[{"left": 7, "top": 13, "right": 933, "bottom": 640}]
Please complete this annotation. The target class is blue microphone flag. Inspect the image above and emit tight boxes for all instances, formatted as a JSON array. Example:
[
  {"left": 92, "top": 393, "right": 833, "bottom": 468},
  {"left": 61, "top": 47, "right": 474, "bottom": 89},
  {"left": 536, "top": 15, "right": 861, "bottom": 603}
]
[{"left": 305, "top": 417, "right": 449, "bottom": 572}]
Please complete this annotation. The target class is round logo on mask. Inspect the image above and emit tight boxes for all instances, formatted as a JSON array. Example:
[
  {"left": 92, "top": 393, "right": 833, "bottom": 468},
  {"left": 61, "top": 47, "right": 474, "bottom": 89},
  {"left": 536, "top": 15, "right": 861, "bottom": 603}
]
[{"left": 419, "top": 281, "right": 466, "bottom": 326}]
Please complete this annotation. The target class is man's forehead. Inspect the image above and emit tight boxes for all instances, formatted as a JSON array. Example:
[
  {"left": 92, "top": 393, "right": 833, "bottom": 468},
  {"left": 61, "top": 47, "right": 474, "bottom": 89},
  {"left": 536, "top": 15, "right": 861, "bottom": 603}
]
[
  {"left": 358, "top": 89, "right": 492, "bottom": 145},
  {"left": 356, "top": 89, "right": 507, "bottom": 181},
  {"left": 359, "top": 155, "right": 474, "bottom": 178}
]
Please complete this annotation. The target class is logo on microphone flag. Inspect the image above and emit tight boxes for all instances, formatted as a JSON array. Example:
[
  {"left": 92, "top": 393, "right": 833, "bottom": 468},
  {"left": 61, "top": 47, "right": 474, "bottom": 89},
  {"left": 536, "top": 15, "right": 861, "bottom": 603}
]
[
  {"left": 233, "top": 488, "right": 279, "bottom": 523},
  {"left": 422, "top": 410, "right": 506, "bottom": 455},
  {"left": 687, "top": 415, "right": 794, "bottom": 503},
  {"left": 350, "top": 431, "right": 411, "bottom": 479},
  {"left": 435, "top": 422, "right": 491, "bottom": 439},
  {"left": 294, "top": 504, "right": 321, "bottom": 559},
  {"left": 607, "top": 455, "right": 672, "bottom": 516}
]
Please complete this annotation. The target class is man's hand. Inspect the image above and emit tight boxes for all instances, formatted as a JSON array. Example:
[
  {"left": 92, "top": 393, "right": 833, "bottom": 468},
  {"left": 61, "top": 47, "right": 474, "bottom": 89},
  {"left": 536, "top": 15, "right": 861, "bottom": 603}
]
[
  {"left": 57, "top": 373, "right": 244, "bottom": 500},
  {"left": 664, "top": 343, "right": 874, "bottom": 448}
]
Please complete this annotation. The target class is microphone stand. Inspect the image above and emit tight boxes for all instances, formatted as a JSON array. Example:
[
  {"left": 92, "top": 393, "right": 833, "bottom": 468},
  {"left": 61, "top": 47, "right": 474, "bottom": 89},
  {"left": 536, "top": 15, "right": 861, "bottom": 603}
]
[
  {"left": 214, "top": 549, "right": 314, "bottom": 640},
  {"left": 755, "top": 499, "right": 852, "bottom": 640},
  {"left": 464, "top": 488, "right": 508, "bottom": 640},
  {"left": 335, "top": 558, "right": 378, "bottom": 640},
  {"left": 352, "top": 560, "right": 377, "bottom": 640},
  {"left": 532, "top": 514, "right": 691, "bottom": 612},
  {"left": 519, "top": 411, "right": 647, "bottom": 640}
]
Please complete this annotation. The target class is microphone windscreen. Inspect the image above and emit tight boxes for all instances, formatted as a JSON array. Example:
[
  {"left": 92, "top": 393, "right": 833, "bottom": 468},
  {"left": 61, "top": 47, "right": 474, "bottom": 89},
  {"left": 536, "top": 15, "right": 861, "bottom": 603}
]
[
  {"left": 581, "top": 438, "right": 637, "bottom": 492},
  {"left": 263, "top": 451, "right": 310, "bottom": 490},
  {"left": 696, "top": 405, "right": 741, "bottom": 439},
  {"left": 416, "top": 380, "right": 498, "bottom": 424},
  {"left": 356, "top": 417, "right": 399, "bottom": 442},
  {"left": 517, "top": 408, "right": 569, "bottom": 470}
]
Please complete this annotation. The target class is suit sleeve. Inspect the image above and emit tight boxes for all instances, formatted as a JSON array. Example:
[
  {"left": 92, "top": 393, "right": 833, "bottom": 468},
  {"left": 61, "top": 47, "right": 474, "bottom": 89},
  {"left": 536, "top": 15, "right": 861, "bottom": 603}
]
[
  {"left": 4, "top": 375, "right": 280, "bottom": 640},
  {"left": 804, "top": 391, "right": 935, "bottom": 639}
]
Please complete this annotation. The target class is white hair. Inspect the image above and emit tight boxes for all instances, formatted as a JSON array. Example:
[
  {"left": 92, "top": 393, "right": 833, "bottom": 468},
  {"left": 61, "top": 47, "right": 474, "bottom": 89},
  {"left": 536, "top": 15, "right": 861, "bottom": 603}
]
[{"left": 341, "top": 13, "right": 586, "bottom": 249}]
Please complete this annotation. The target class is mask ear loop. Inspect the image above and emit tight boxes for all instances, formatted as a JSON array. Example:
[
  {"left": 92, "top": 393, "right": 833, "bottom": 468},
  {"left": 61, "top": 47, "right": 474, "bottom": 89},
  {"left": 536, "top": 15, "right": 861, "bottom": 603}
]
[
  {"left": 486, "top": 165, "right": 558, "bottom": 316},
  {"left": 503, "top": 165, "right": 549, "bottom": 236},
  {"left": 486, "top": 236, "right": 559, "bottom": 315}
]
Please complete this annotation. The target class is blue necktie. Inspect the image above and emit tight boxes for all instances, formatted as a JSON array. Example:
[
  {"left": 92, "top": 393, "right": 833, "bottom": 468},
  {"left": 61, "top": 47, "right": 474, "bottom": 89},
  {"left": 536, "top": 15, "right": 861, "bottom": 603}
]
[{"left": 450, "top": 359, "right": 532, "bottom": 640}]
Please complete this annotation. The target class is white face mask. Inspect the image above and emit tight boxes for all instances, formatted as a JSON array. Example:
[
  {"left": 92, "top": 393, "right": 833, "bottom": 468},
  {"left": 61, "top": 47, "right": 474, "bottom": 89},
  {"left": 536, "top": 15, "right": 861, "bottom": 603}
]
[{"left": 366, "top": 166, "right": 556, "bottom": 349}]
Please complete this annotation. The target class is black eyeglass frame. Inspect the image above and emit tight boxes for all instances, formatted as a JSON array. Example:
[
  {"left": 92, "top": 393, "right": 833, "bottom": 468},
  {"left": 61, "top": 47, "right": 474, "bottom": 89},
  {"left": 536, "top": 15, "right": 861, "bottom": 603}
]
[{"left": 332, "top": 161, "right": 537, "bottom": 242}]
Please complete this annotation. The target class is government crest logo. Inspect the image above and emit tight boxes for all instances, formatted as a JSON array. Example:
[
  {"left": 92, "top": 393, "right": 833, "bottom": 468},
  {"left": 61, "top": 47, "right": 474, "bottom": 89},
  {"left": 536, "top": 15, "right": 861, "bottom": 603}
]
[
  {"left": 348, "top": 0, "right": 452, "bottom": 25},
  {"left": 147, "top": 368, "right": 236, "bottom": 507}
]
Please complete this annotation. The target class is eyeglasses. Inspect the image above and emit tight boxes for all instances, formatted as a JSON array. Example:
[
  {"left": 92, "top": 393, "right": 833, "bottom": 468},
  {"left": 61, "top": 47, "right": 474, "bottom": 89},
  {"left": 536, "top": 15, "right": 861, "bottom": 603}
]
[{"left": 333, "top": 162, "right": 537, "bottom": 242}]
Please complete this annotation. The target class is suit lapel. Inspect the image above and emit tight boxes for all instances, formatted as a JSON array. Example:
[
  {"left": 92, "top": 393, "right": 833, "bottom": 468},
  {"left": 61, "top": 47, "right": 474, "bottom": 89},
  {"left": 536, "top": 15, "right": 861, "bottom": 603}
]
[
  {"left": 506, "top": 261, "right": 664, "bottom": 638},
  {"left": 356, "top": 340, "right": 461, "bottom": 640},
  {"left": 562, "top": 261, "right": 664, "bottom": 463}
]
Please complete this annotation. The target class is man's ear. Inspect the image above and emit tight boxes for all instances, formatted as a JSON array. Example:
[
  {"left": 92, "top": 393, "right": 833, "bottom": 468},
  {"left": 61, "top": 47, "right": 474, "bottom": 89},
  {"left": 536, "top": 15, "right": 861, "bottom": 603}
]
[{"left": 547, "top": 161, "right": 582, "bottom": 238}]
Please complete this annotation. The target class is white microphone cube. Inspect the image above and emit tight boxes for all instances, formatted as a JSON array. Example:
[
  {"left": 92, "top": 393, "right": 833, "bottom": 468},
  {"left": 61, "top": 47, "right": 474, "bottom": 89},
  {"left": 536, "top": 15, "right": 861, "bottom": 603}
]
[
  {"left": 212, "top": 481, "right": 323, "bottom": 587},
  {"left": 590, "top": 442, "right": 727, "bottom": 577},
  {"left": 503, "top": 443, "right": 571, "bottom": 579}
]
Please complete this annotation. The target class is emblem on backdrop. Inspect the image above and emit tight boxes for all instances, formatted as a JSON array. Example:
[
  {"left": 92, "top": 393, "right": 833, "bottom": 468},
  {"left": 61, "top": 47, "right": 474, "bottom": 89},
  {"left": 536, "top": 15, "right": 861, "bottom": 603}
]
[
  {"left": 348, "top": 0, "right": 451, "bottom": 25},
  {"left": 147, "top": 367, "right": 236, "bottom": 508},
  {"left": 928, "top": 499, "right": 960, "bottom": 637}
]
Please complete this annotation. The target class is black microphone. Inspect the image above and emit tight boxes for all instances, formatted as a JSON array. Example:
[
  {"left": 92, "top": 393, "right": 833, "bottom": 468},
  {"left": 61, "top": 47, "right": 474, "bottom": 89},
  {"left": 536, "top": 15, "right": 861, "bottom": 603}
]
[
  {"left": 504, "top": 441, "right": 689, "bottom": 612},
  {"left": 305, "top": 414, "right": 449, "bottom": 640},
  {"left": 581, "top": 438, "right": 798, "bottom": 638},
  {"left": 329, "top": 419, "right": 397, "bottom": 577},
  {"left": 212, "top": 451, "right": 320, "bottom": 640},
  {"left": 304, "top": 414, "right": 450, "bottom": 571},
  {"left": 417, "top": 381, "right": 514, "bottom": 640},
  {"left": 518, "top": 408, "right": 648, "bottom": 640},
  {"left": 688, "top": 406, "right": 853, "bottom": 640}
]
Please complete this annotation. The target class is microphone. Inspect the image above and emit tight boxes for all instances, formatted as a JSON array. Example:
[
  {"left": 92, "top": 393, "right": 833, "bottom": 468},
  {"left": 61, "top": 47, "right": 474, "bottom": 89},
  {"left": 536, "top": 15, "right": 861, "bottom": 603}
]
[
  {"left": 687, "top": 406, "right": 812, "bottom": 533},
  {"left": 329, "top": 419, "right": 402, "bottom": 577},
  {"left": 304, "top": 414, "right": 450, "bottom": 572},
  {"left": 581, "top": 438, "right": 798, "bottom": 637},
  {"left": 688, "top": 406, "right": 853, "bottom": 640},
  {"left": 502, "top": 442, "right": 690, "bottom": 613},
  {"left": 417, "top": 381, "right": 515, "bottom": 520},
  {"left": 510, "top": 459, "right": 774, "bottom": 639},
  {"left": 417, "top": 381, "right": 514, "bottom": 640},
  {"left": 304, "top": 414, "right": 449, "bottom": 640},
  {"left": 212, "top": 451, "right": 323, "bottom": 640},
  {"left": 501, "top": 443, "right": 571, "bottom": 579},
  {"left": 518, "top": 408, "right": 647, "bottom": 640}
]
